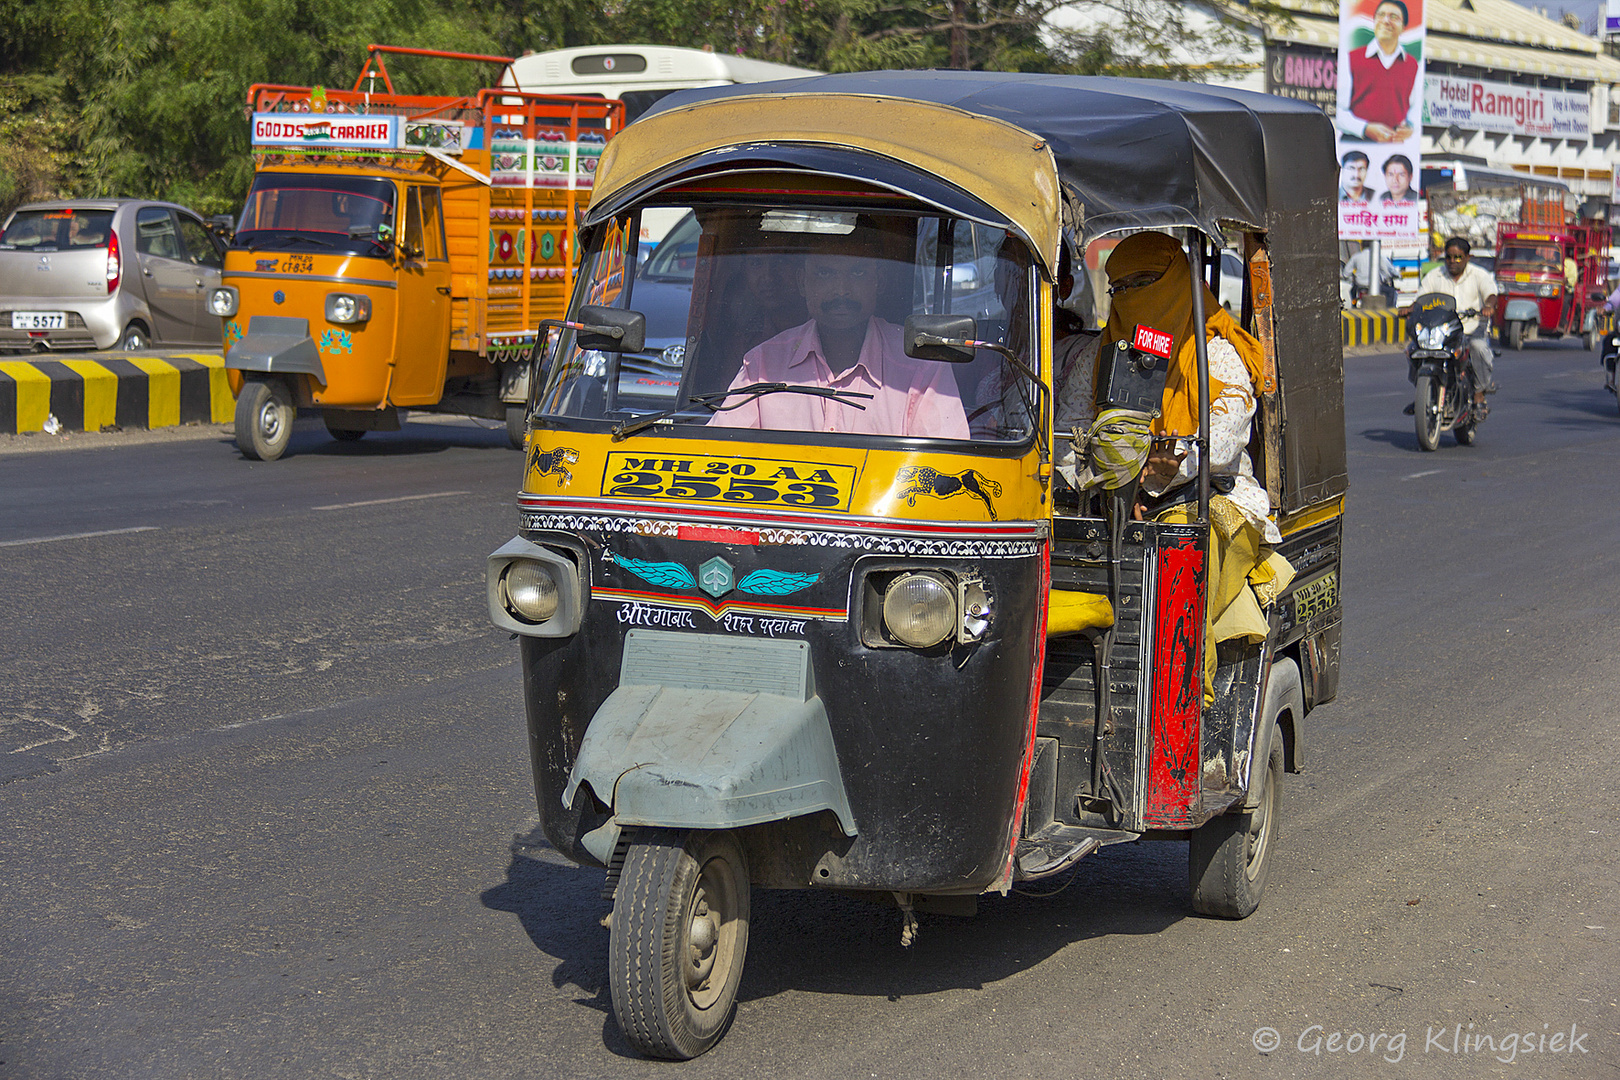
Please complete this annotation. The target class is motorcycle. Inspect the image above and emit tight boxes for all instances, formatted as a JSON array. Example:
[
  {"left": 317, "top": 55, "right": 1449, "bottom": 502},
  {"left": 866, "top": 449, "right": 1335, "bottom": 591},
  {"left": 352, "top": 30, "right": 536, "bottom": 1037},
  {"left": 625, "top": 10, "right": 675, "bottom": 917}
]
[
  {"left": 1598, "top": 310, "right": 1620, "bottom": 415},
  {"left": 1407, "top": 292, "right": 1484, "bottom": 450}
]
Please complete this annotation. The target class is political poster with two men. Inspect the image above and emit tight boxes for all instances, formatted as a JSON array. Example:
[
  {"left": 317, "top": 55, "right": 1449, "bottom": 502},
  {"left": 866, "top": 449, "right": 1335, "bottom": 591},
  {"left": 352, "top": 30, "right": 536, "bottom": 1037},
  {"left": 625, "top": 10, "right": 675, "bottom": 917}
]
[{"left": 1336, "top": 0, "right": 1426, "bottom": 241}]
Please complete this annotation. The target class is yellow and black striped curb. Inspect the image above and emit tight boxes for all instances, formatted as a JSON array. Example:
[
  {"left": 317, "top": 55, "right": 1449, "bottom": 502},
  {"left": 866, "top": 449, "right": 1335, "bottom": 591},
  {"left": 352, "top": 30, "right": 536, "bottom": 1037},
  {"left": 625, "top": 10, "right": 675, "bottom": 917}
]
[
  {"left": 1342, "top": 310, "right": 1407, "bottom": 347},
  {"left": 0, "top": 353, "right": 232, "bottom": 435}
]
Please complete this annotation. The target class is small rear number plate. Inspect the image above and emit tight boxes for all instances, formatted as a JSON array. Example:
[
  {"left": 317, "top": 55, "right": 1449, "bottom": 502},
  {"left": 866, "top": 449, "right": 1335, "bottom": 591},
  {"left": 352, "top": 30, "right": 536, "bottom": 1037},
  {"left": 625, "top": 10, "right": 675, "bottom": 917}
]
[
  {"left": 12, "top": 311, "right": 67, "bottom": 330},
  {"left": 1294, "top": 571, "right": 1339, "bottom": 623}
]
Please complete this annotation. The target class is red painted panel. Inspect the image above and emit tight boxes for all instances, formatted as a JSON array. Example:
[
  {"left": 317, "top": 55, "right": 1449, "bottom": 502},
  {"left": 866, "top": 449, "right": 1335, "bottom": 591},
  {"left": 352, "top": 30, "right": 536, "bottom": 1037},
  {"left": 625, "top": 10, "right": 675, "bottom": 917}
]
[
  {"left": 1144, "top": 534, "right": 1206, "bottom": 828},
  {"left": 676, "top": 524, "right": 759, "bottom": 545}
]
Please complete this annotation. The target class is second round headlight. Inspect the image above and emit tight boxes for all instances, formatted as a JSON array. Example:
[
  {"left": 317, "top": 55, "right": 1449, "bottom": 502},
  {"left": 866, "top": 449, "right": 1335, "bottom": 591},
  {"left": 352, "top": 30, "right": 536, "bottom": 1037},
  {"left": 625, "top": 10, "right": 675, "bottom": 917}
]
[
  {"left": 502, "top": 560, "right": 559, "bottom": 623},
  {"left": 882, "top": 572, "right": 957, "bottom": 648}
]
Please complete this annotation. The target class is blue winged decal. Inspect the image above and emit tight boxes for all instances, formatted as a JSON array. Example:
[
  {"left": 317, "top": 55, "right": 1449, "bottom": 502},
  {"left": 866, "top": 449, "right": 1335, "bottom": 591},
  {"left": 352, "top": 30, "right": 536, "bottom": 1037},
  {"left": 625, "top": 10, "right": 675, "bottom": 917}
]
[
  {"left": 611, "top": 554, "right": 697, "bottom": 590},
  {"left": 737, "top": 570, "right": 820, "bottom": 596}
]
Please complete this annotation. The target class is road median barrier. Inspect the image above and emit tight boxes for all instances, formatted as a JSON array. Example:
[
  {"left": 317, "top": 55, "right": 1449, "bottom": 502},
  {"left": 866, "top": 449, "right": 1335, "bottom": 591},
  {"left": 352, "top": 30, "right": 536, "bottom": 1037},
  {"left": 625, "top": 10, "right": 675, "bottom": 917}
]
[
  {"left": 1342, "top": 309, "right": 1407, "bottom": 348},
  {"left": 0, "top": 352, "right": 232, "bottom": 435}
]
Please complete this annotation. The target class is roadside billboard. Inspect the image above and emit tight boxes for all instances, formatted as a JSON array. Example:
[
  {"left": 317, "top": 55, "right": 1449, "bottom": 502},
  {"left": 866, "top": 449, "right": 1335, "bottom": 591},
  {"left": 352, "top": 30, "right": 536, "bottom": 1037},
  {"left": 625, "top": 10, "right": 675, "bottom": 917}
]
[{"left": 1335, "top": 0, "right": 1426, "bottom": 241}]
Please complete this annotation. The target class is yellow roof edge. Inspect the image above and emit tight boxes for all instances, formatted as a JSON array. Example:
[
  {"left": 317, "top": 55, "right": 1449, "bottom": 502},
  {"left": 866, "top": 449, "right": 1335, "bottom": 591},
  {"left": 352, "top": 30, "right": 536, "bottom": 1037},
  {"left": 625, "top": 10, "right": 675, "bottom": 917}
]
[{"left": 588, "top": 93, "right": 1063, "bottom": 272}]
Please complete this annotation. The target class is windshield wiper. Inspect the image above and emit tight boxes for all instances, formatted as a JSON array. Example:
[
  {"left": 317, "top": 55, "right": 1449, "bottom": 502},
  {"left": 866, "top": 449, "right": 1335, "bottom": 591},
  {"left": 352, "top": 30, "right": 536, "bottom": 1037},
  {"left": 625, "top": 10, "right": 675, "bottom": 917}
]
[
  {"left": 610, "top": 382, "right": 874, "bottom": 441},
  {"left": 250, "top": 233, "right": 334, "bottom": 251}
]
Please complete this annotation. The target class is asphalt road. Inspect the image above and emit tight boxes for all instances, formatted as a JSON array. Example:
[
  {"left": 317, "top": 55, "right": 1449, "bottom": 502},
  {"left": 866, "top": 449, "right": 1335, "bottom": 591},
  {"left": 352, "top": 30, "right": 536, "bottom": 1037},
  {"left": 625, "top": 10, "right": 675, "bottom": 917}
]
[{"left": 2, "top": 350, "right": 1619, "bottom": 1079}]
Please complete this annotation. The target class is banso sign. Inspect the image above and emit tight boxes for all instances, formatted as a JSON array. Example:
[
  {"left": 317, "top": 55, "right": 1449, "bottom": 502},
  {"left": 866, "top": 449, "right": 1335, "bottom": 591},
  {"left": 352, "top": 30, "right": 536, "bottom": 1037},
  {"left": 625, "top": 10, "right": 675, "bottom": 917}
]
[{"left": 250, "top": 114, "right": 401, "bottom": 150}]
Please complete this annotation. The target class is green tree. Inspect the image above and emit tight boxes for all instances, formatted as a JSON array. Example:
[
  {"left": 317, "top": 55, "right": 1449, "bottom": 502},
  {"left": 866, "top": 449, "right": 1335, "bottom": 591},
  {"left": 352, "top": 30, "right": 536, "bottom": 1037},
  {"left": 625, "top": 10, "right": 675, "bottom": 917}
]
[{"left": 0, "top": 0, "right": 1276, "bottom": 219}]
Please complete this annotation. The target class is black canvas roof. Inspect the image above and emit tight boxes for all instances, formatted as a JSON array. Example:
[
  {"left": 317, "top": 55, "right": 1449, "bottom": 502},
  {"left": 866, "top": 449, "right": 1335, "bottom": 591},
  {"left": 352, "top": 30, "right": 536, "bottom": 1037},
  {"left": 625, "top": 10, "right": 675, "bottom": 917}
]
[{"left": 641, "top": 70, "right": 1337, "bottom": 244}]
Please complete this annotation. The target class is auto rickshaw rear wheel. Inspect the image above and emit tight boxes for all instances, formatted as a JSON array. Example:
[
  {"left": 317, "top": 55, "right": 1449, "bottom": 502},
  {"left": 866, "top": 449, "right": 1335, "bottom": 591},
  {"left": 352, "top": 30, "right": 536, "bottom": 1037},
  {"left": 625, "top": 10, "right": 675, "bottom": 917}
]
[
  {"left": 1189, "top": 725, "right": 1282, "bottom": 919},
  {"left": 1584, "top": 328, "right": 1598, "bottom": 352},
  {"left": 609, "top": 828, "right": 750, "bottom": 1060},
  {"left": 235, "top": 377, "right": 295, "bottom": 461},
  {"left": 505, "top": 405, "right": 527, "bottom": 451},
  {"left": 323, "top": 415, "right": 367, "bottom": 443}
]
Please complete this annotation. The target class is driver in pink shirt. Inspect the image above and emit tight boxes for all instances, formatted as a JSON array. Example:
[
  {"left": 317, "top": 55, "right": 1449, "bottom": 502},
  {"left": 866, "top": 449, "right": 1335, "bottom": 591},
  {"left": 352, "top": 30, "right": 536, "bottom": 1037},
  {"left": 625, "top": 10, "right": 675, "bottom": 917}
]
[{"left": 708, "top": 228, "right": 970, "bottom": 439}]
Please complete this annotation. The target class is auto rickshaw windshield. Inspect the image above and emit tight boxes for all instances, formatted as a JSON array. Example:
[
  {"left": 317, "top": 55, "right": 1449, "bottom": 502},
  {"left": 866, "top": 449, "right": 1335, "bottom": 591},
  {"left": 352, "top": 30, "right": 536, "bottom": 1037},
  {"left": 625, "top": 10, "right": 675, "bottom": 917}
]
[
  {"left": 1498, "top": 243, "right": 1562, "bottom": 274},
  {"left": 235, "top": 172, "right": 397, "bottom": 255},
  {"left": 536, "top": 204, "right": 1038, "bottom": 444}
]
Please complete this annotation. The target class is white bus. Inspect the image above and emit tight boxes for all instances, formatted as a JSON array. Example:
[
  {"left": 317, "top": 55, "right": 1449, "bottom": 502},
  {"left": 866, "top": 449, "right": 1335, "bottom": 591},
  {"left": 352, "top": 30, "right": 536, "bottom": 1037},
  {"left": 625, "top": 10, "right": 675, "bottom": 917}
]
[
  {"left": 503, "top": 44, "right": 817, "bottom": 124},
  {"left": 503, "top": 45, "right": 818, "bottom": 251}
]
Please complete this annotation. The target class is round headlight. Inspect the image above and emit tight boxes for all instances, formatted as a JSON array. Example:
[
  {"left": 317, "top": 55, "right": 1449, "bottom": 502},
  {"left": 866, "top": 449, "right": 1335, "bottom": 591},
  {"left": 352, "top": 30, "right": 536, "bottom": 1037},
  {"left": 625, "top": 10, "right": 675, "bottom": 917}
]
[
  {"left": 207, "top": 287, "right": 237, "bottom": 317},
  {"left": 882, "top": 572, "right": 956, "bottom": 648},
  {"left": 331, "top": 295, "right": 358, "bottom": 323},
  {"left": 502, "top": 560, "right": 558, "bottom": 623}
]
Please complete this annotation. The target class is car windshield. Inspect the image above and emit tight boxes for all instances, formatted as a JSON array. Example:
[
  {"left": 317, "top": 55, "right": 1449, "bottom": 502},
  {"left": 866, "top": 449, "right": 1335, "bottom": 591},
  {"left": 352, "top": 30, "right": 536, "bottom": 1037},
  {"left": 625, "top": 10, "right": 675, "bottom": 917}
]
[
  {"left": 1498, "top": 244, "right": 1561, "bottom": 274},
  {"left": 235, "top": 172, "right": 396, "bottom": 256},
  {"left": 0, "top": 209, "right": 115, "bottom": 250},
  {"left": 536, "top": 205, "right": 1037, "bottom": 445}
]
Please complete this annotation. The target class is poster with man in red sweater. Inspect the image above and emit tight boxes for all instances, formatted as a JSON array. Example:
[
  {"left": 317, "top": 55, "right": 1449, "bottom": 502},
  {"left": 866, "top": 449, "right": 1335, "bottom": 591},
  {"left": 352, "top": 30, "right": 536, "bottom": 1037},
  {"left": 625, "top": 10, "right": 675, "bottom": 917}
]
[{"left": 1336, "top": 0, "right": 1425, "bottom": 240}]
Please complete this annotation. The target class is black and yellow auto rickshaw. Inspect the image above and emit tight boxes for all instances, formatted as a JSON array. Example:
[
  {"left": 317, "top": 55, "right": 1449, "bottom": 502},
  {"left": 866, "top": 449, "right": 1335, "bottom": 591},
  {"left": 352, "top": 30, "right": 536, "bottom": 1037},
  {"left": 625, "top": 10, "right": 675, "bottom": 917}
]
[{"left": 487, "top": 72, "right": 1345, "bottom": 1059}]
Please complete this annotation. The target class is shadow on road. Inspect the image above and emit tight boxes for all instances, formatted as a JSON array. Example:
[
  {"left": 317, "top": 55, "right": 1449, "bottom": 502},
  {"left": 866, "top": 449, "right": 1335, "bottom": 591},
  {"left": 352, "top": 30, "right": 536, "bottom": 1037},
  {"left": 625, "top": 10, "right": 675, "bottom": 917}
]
[
  {"left": 1357, "top": 425, "right": 1423, "bottom": 452},
  {"left": 480, "top": 833, "right": 1191, "bottom": 1053},
  {"left": 1532, "top": 387, "right": 1619, "bottom": 423},
  {"left": 286, "top": 429, "right": 514, "bottom": 459}
]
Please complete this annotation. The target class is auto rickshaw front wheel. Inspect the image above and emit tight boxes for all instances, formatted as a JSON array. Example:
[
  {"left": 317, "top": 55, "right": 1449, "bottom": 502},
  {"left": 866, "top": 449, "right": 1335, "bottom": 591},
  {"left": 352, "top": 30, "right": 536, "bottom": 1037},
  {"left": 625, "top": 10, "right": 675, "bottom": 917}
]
[
  {"left": 1189, "top": 725, "right": 1282, "bottom": 919},
  {"left": 235, "top": 377, "right": 295, "bottom": 461},
  {"left": 609, "top": 828, "right": 750, "bottom": 1059}
]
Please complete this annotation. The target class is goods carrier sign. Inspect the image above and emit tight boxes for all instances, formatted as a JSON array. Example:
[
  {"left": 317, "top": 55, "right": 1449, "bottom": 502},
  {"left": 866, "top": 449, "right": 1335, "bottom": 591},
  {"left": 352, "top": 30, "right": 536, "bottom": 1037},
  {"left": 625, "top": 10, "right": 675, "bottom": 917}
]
[{"left": 251, "top": 114, "right": 401, "bottom": 150}]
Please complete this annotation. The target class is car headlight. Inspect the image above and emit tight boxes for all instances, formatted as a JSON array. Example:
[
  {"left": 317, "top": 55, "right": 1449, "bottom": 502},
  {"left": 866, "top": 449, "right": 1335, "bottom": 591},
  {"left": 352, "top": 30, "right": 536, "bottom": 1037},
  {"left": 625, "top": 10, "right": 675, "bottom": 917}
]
[
  {"left": 207, "top": 286, "right": 239, "bottom": 317},
  {"left": 501, "top": 560, "right": 559, "bottom": 623},
  {"left": 325, "top": 292, "right": 371, "bottom": 324},
  {"left": 882, "top": 572, "right": 957, "bottom": 648}
]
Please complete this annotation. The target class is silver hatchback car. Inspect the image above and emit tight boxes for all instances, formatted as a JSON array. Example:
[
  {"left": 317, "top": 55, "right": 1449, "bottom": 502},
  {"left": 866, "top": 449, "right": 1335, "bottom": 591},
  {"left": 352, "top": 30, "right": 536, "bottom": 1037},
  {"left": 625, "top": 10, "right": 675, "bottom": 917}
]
[{"left": 0, "top": 199, "right": 226, "bottom": 353}]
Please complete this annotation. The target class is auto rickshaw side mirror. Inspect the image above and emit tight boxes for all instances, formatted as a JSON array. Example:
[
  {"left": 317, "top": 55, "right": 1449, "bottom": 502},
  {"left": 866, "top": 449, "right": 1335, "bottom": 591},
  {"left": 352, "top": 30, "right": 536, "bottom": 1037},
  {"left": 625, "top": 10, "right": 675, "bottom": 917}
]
[
  {"left": 1591, "top": 290, "right": 1607, "bottom": 302},
  {"left": 903, "top": 314, "right": 977, "bottom": 363},
  {"left": 577, "top": 304, "right": 647, "bottom": 353}
]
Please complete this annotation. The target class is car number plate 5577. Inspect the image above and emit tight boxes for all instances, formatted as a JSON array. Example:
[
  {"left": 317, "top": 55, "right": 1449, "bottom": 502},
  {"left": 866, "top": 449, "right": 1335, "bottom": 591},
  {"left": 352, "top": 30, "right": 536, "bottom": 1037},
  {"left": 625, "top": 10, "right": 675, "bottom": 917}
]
[{"left": 12, "top": 311, "right": 67, "bottom": 330}]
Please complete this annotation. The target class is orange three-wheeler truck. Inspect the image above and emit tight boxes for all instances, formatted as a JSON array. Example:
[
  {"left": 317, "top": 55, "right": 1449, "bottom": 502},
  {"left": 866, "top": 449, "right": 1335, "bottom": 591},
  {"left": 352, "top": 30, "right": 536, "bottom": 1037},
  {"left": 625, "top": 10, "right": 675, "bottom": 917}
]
[
  {"left": 487, "top": 71, "right": 1346, "bottom": 1059},
  {"left": 210, "top": 46, "right": 623, "bottom": 459}
]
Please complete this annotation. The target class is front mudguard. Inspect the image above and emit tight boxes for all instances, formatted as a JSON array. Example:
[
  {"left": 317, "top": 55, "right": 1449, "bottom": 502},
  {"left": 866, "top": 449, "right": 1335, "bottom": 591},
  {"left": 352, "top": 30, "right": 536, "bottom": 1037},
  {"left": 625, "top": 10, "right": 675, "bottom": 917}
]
[
  {"left": 1502, "top": 298, "right": 1539, "bottom": 325},
  {"left": 562, "top": 683, "right": 857, "bottom": 861},
  {"left": 226, "top": 315, "right": 326, "bottom": 386}
]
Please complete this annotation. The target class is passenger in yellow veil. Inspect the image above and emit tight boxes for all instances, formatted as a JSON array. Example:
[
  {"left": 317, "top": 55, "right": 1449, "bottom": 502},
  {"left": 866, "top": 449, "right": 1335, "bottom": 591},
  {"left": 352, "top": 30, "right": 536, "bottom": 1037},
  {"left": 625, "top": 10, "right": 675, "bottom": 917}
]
[
  {"left": 1055, "top": 231, "right": 1292, "bottom": 698},
  {"left": 1096, "top": 231, "right": 1270, "bottom": 441}
]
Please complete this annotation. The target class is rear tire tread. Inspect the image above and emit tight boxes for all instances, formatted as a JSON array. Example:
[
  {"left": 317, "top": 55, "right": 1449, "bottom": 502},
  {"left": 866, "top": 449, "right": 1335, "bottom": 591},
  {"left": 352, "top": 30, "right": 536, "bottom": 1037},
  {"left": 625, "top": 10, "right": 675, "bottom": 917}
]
[{"left": 1190, "top": 733, "right": 1282, "bottom": 919}]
